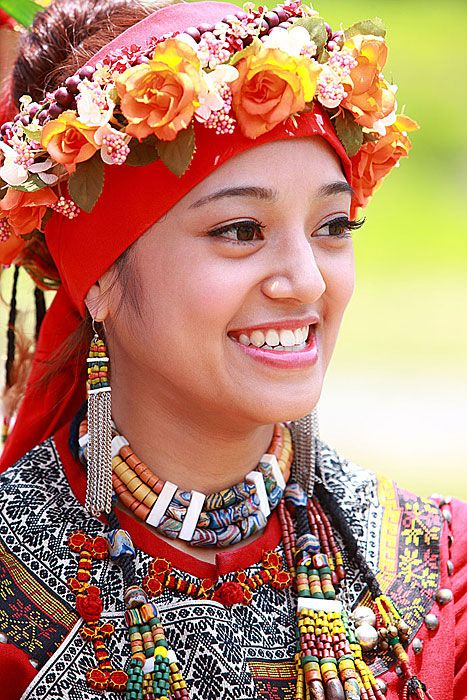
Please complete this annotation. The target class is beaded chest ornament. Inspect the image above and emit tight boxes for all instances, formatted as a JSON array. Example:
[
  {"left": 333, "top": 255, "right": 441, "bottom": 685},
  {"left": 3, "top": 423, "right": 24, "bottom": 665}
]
[{"left": 68, "top": 411, "right": 434, "bottom": 700}]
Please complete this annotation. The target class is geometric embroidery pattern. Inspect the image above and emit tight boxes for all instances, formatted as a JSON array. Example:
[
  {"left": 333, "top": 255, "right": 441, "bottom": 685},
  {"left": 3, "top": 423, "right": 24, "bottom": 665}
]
[{"left": 0, "top": 436, "right": 442, "bottom": 698}]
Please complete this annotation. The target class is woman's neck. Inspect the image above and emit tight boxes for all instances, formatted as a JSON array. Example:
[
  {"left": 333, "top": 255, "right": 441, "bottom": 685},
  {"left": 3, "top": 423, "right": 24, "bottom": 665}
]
[{"left": 110, "top": 384, "right": 274, "bottom": 495}]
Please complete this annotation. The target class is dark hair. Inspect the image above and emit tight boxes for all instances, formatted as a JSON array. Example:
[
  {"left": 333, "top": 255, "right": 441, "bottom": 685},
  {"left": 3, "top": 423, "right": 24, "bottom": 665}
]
[
  {"left": 12, "top": 0, "right": 178, "bottom": 104},
  {"left": 9, "top": 0, "right": 175, "bottom": 389}
]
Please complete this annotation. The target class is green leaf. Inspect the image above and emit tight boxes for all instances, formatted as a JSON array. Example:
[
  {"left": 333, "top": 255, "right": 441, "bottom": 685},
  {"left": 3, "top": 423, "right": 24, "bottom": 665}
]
[
  {"left": 157, "top": 126, "right": 195, "bottom": 178},
  {"left": 126, "top": 135, "right": 160, "bottom": 167},
  {"left": 292, "top": 16, "right": 328, "bottom": 55},
  {"left": 68, "top": 154, "right": 105, "bottom": 213},
  {"left": 344, "top": 18, "right": 386, "bottom": 40},
  {"left": 12, "top": 174, "right": 49, "bottom": 193},
  {"left": 0, "top": 0, "right": 42, "bottom": 27},
  {"left": 21, "top": 124, "right": 42, "bottom": 141},
  {"left": 334, "top": 110, "right": 364, "bottom": 158}
]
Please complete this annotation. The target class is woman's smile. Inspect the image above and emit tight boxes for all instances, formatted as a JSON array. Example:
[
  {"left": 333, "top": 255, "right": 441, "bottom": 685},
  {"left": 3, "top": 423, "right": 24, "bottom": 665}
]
[{"left": 228, "top": 316, "right": 319, "bottom": 368}]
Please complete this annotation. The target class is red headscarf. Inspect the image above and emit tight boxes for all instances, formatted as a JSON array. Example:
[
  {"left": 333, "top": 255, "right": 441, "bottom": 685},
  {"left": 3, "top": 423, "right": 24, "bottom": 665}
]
[{"left": 0, "top": 2, "right": 351, "bottom": 470}]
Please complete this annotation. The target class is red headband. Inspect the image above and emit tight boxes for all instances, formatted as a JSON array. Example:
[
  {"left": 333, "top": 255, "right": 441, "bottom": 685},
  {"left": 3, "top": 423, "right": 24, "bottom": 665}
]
[{"left": 0, "top": 2, "right": 351, "bottom": 470}]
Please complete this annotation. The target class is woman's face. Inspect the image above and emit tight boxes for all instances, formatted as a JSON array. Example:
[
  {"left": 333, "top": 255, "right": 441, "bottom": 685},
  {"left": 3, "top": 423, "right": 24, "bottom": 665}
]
[{"left": 106, "top": 137, "right": 355, "bottom": 428}]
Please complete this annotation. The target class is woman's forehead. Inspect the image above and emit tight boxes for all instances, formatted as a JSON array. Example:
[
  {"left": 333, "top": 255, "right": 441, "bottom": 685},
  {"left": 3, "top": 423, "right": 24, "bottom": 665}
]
[{"left": 180, "top": 137, "right": 347, "bottom": 205}]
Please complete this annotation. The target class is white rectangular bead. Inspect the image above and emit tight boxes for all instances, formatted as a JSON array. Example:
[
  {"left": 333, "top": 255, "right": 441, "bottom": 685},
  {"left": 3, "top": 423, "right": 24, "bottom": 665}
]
[
  {"left": 297, "top": 597, "right": 343, "bottom": 613},
  {"left": 246, "top": 470, "right": 270, "bottom": 518},
  {"left": 178, "top": 490, "right": 206, "bottom": 541},
  {"left": 147, "top": 481, "right": 178, "bottom": 528},
  {"left": 111, "top": 435, "right": 129, "bottom": 458},
  {"left": 261, "top": 453, "right": 286, "bottom": 490}
]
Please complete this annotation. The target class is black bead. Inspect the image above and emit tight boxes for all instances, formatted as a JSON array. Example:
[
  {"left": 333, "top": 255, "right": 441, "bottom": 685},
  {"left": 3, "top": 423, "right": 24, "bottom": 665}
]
[
  {"left": 275, "top": 8, "right": 289, "bottom": 22},
  {"left": 0, "top": 121, "right": 13, "bottom": 136},
  {"left": 54, "top": 86, "right": 73, "bottom": 108},
  {"left": 185, "top": 26, "right": 201, "bottom": 42},
  {"left": 197, "top": 22, "right": 215, "bottom": 34},
  {"left": 65, "top": 75, "right": 81, "bottom": 94},
  {"left": 78, "top": 65, "right": 95, "bottom": 81},
  {"left": 28, "top": 102, "right": 40, "bottom": 117},
  {"left": 47, "top": 102, "right": 63, "bottom": 119},
  {"left": 264, "top": 11, "right": 280, "bottom": 27},
  {"left": 37, "top": 111, "right": 48, "bottom": 125}
]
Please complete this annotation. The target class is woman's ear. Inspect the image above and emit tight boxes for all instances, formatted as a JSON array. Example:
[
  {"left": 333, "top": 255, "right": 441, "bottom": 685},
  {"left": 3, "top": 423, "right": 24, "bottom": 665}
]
[{"left": 84, "top": 282, "right": 110, "bottom": 322}]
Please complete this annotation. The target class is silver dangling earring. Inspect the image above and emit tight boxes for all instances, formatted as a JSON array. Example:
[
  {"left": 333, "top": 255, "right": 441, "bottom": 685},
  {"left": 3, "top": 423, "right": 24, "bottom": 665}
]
[
  {"left": 290, "top": 408, "right": 319, "bottom": 499},
  {"left": 85, "top": 319, "right": 113, "bottom": 516}
]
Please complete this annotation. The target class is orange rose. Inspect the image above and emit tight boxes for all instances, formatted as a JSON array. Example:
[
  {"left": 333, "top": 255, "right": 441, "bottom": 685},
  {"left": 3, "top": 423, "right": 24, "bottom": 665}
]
[
  {"left": 0, "top": 187, "right": 57, "bottom": 237},
  {"left": 351, "top": 115, "right": 419, "bottom": 212},
  {"left": 230, "top": 40, "right": 321, "bottom": 139},
  {"left": 41, "top": 111, "right": 98, "bottom": 173},
  {"left": 341, "top": 35, "right": 395, "bottom": 129},
  {"left": 116, "top": 38, "right": 202, "bottom": 142}
]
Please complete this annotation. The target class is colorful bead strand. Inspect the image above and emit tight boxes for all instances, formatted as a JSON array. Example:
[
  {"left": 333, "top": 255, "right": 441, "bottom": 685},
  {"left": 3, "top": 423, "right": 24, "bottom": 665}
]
[{"left": 78, "top": 419, "right": 293, "bottom": 547}]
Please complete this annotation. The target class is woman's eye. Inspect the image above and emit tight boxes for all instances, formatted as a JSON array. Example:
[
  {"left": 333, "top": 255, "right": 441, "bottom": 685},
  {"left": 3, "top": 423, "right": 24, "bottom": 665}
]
[
  {"left": 315, "top": 216, "right": 365, "bottom": 239},
  {"left": 208, "top": 220, "right": 265, "bottom": 243}
]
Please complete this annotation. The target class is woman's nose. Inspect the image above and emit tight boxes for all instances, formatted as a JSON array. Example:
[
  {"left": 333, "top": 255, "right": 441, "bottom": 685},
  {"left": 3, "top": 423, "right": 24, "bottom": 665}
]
[{"left": 261, "top": 233, "right": 326, "bottom": 304}]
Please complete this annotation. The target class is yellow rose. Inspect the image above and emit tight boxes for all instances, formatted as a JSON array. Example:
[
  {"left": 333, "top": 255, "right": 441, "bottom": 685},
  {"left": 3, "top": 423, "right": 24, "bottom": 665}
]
[
  {"left": 41, "top": 111, "right": 98, "bottom": 173},
  {"left": 116, "top": 38, "right": 202, "bottom": 142},
  {"left": 230, "top": 40, "right": 321, "bottom": 139},
  {"left": 341, "top": 35, "right": 395, "bottom": 129}
]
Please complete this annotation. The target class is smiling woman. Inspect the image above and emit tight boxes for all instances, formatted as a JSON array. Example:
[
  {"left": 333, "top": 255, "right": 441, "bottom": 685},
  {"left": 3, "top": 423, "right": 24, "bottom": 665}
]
[{"left": 0, "top": 1, "right": 465, "bottom": 699}]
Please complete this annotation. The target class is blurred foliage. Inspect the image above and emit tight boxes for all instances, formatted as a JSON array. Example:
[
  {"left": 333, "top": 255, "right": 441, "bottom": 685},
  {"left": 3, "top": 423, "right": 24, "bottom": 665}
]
[
  {"left": 0, "top": 0, "right": 46, "bottom": 26},
  {"left": 316, "top": 0, "right": 467, "bottom": 498}
]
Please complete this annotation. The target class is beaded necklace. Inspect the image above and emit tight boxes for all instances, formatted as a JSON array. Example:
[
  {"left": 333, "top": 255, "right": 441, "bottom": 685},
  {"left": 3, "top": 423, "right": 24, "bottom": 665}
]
[
  {"left": 78, "top": 418, "right": 293, "bottom": 547},
  {"left": 69, "top": 417, "right": 433, "bottom": 700}
]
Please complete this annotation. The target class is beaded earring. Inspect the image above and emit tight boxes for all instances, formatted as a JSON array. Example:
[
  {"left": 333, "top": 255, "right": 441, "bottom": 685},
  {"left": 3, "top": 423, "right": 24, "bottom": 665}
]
[{"left": 85, "top": 321, "right": 113, "bottom": 516}]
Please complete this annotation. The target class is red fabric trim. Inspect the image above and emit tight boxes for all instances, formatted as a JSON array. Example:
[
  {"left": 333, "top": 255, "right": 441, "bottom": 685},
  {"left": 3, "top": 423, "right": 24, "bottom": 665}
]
[
  {"left": 54, "top": 421, "right": 282, "bottom": 578},
  {"left": 0, "top": 643, "right": 37, "bottom": 700}
]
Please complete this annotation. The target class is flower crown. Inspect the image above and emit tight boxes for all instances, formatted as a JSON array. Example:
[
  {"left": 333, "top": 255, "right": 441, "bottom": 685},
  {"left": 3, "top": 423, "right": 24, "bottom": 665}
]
[{"left": 0, "top": 1, "right": 418, "bottom": 289}]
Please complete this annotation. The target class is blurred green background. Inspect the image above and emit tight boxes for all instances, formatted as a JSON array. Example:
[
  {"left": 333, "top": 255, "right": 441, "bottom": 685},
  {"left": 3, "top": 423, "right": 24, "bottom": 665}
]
[
  {"left": 0, "top": 0, "right": 466, "bottom": 498},
  {"left": 317, "top": 0, "right": 467, "bottom": 499}
]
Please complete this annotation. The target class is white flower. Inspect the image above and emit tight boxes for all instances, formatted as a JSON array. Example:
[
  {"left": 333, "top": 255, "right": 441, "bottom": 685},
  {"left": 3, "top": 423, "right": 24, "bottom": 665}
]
[
  {"left": 29, "top": 158, "right": 59, "bottom": 185},
  {"left": 370, "top": 110, "right": 398, "bottom": 137},
  {"left": 76, "top": 81, "right": 115, "bottom": 127},
  {"left": 316, "top": 64, "right": 347, "bottom": 109},
  {"left": 195, "top": 65, "right": 238, "bottom": 122},
  {"left": 0, "top": 142, "right": 28, "bottom": 186},
  {"left": 261, "top": 26, "right": 317, "bottom": 57},
  {"left": 94, "top": 125, "right": 131, "bottom": 165}
]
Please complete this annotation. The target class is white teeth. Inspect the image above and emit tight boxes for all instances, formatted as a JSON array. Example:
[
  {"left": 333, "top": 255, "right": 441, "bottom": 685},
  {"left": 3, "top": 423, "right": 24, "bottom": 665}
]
[
  {"left": 250, "top": 330, "right": 265, "bottom": 347},
  {"left": 265, "top": 329, "right": 280, "bottom": 347},
  {"left": 294, "top": 328, "right": 304, "bottom": 345},
  {"left": 279, "top": 329, "right": 296, "bottom": 347},
  {"left": 234, "top": 324, "right": 313, "bottom": 349}
]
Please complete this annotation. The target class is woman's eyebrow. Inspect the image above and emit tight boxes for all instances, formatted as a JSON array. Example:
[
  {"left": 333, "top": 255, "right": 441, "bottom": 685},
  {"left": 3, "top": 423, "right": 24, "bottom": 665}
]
[
  {"left": 189, "top": 186, "right": 278, "bottom": 209},
  {"left": 317, "top": 181, "right": 354, "bottom": 199}
]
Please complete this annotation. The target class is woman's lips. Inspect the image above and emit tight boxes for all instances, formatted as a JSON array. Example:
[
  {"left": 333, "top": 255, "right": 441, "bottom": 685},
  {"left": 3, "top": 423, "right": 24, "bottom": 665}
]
[{"left": 229, "top": 325, "right": 319, "bottom": 369}]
